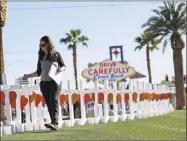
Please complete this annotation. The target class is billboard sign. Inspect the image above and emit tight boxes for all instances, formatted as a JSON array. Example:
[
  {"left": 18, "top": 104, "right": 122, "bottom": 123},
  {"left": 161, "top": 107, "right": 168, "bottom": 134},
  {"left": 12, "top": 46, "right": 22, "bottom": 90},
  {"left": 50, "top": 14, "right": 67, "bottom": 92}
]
[{"left": 82, "top": 59, "right": 136, "bottom": 83}]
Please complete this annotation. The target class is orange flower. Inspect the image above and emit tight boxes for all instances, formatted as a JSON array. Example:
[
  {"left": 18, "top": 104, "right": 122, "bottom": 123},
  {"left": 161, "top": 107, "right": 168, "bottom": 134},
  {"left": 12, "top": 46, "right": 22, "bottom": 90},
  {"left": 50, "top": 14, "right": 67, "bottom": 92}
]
[
  {"left": 125, "top": 93, "right": 129, "bottom": 102},
  {"left": 117, "top": 94, "right": 122, "bottom": 104},
  {"left": 60, "top": 94, "right": 66, "bottom": 105},
  {"left": 108, "top": 93, "right": 113, "bottom": 104},
  {"left": 168, "top": 93, "right": 172, "bottom": 99},
  {"left": 156, "top": 94, "right": 161, "bottom": 101},
  {"left": 9, "top": 91, "right": 17, "bottom": 109},
  {"left": 152, "top": 93, "right": 157, "bottom": 101},
  {"left": 77, "top": 94, "right": 80, "bottom": 102},
  {"left": 145, "top": 93, "right": 151, "bottom": 100},
  {"left": 98, "top": 92, "right": 104, "bottom": 104},
  {"left": 29, "top": 92, "right": 36, "bottom": 104},
  {"left": 133, "top": 92, "right": 138, "bottom": 102},
  {"left": 21, "top": 96, "right": 28, "bottom": 110},
  {"left": 35, "top": 94, "right": 42, "bottom": 107},
  {"left": 160, "top": 94, "right": 164, "bottom": 100},
  {"left": 0, "top": 91, "right": 5, "bottom": 105},
  {"left": 84, "top": 94, "right": 91, "bottom": 104},
  {"left": 140, "top": 93, "right": 145, "bottom": 101},
  {"left": 164, "top": 93, "right": 168, "bottom": 99},
  {"left": 72, "top": 93, "right": 79, "bottom": 104},
  {"left": 148, "top": 93, "right": 153, "bottom": 101},
  {"left": 91, "top": 93, "right": 95, "bottom": 102}
]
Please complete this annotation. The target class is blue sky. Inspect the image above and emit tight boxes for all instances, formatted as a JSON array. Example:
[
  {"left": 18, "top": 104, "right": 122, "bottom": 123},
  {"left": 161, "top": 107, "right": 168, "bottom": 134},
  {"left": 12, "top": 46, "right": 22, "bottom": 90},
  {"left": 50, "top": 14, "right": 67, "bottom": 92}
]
[{"left": 3, "top": 2, "right": 186, "bottom": 89}]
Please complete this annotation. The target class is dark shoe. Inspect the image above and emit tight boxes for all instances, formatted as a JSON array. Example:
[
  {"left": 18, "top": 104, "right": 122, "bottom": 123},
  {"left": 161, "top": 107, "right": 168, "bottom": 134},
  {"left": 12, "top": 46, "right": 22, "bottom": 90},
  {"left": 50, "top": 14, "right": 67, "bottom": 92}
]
[{"left": 44, "top": 123, "right": 58, "bottom": 131}]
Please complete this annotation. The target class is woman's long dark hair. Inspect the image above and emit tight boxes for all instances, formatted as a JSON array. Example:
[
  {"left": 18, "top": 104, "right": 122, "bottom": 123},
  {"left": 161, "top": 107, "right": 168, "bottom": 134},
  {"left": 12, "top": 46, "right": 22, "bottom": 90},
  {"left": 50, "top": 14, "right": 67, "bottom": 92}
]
[{"left": 38, "top": 36, "right": 55, "bottom": 61}]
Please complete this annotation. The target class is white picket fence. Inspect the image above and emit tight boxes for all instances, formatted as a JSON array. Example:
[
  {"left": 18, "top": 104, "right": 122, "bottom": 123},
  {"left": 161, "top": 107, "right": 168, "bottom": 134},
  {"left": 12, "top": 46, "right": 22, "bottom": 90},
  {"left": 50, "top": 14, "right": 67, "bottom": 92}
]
[{"left": 0, "top": 79, "right": 174, "bottom": 136}]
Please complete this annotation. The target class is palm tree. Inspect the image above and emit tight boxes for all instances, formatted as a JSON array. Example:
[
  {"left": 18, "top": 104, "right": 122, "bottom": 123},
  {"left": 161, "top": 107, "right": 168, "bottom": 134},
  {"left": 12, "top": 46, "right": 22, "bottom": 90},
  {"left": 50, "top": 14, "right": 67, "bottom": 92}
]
[
  {"left": 142, "top": 1, "right": 186, "bottom": 109},
  {"left": 60, "top": 29, "right": 89, "bottom": 89},
  {"left": 0, "top": 0, "right": 7, "bottom": 125},
  {"left": 134, "top": 32, "right": 160, "bottom": 83}
]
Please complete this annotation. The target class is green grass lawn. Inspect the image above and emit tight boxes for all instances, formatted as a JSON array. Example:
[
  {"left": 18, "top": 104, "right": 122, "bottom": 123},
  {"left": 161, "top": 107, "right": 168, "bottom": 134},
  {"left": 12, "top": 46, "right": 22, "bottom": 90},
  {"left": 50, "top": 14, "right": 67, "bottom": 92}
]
[{"left": 2, "top": 110, "right": 186, "bottom": 140}]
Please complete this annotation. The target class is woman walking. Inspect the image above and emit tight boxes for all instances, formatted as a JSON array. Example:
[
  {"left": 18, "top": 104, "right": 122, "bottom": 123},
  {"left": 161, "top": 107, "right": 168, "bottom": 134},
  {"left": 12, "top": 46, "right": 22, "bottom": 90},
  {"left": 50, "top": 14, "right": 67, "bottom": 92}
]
[{"left": 23, "top": 36, "right": 66, "bottom": 130}]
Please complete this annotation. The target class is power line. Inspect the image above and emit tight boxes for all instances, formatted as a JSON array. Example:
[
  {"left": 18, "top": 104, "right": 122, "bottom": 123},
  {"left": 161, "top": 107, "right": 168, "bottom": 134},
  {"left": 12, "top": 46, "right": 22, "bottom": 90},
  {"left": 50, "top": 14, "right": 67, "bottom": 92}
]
[
  {"left": 8, "top": 3, "right": 160, "bottom": 11},
  {"left": 4, "top": 43, "right": 136, "bottom": 54},
  {"left": 5, "top": 60, "right": 23, "bottom": 70},
  {"left": 4, "top": 50, "right": 37, "bottom": 54}
]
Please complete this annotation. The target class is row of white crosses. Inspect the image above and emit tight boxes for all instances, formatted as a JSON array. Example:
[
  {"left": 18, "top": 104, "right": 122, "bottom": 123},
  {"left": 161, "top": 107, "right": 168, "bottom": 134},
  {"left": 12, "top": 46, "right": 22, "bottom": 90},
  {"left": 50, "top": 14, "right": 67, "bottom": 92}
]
[{"left": 0, "top": 79, "right": 174, "bottom": 136}]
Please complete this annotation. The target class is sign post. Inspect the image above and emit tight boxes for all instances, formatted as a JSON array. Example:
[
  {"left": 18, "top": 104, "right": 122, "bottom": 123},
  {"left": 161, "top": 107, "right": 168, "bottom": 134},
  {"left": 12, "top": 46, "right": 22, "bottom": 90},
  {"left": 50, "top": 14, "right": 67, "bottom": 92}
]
[{"left": 109, "top": 46, "right": 124, "bottom": 63}]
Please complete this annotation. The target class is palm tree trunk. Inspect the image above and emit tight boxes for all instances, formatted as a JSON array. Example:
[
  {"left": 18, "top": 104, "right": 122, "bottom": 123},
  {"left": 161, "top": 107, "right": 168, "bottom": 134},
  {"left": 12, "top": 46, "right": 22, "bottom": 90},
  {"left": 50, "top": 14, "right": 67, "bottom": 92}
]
[
  {"left": 173, "top": 48, "right": 186, "bottom": 109},
  {"left": 0, "top": 1, "right": 7, "bottom": 125},
  {"left": 73, "top": 47, "right": 78, "bottom": 89},
  {"left": 146, "top": 46, "right": 152, "bottom": 83},
  {"left": 0, "top": 26, "right": 4, "bottom": 85},
  {"left": 0, "top": 26, "right": 6, "bottom": 124}
]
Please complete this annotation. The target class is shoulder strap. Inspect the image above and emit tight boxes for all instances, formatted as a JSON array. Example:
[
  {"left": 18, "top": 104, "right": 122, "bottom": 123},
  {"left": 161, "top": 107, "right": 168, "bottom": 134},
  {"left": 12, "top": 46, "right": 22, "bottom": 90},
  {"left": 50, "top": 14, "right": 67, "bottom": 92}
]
[
  {"left": 52, "top": 51, "right": 60, "bottom": 66},
  {"left": 53, "top": 51, "right": 59, "bottom": 58}
]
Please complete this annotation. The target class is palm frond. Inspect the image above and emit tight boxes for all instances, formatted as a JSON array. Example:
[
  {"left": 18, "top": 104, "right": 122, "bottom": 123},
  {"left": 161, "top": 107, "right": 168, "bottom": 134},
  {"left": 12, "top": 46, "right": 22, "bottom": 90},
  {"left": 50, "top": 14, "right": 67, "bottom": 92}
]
[
  {"left": 60, "top": 38, "right": 69, "bottom": 44},
  {"left": 180, "top": 28, "right": 186, "bottom": 35},
  {"left": 76, "top": 29, "right": 81, "bottom": 36},
  {"left": 65, "top": 33, "right": 71, "bottom": 37},
  {"left": 163, "top": 1, "right": 170, "bottom": 12},
  {"left": 142, "top": 1, "right": 185, "bottom": 56},
  {"left": 149, "top": 46, "right": 159, "bottom": 52},
  {"left": 162, "top": 39, "right": 168, "bottom": 54},
  {"left": 134, "top": 46, "right": 143, "bottom": 51},
  {"left": 152, "top": 39, "right": 161, "bottom": 45},
  {"left": 60, "top": 33, "right": 72, "bottom": 44},
  {"left": 142, "top": 16, "right": 161, "bottom": 28},
  {"left": 158, "top": 6, "right": 166, "bottom": 11},
  {"left": 176, "top": 2, "right": 185, "bottom": 13},
  {"left": 70, "top": 30, "right": 76, "bottom": 39},
  {"left": 82, "top": 42, "right": 88, "bottom": 47},
  {"left": 77, "top": 35, "right": 89, "bottom": 47},
  {"left": 134, "top": 36, "right": 142, "bottom": 43},
  {"left": 82, "top": 36, "right": 89, "bottom": 41},
  {"left": 69, "top": 29, "right": 80, "bottom": 39},
  {"left": 148, "top": 38, "right": 160, "bottom": 52},
  {"left": 134, "top": 35, "right": 145, "bottom": 50},
  {"left": 178, "top": 9, "right": 186, "bottom": 23},
  {"left": 60, "top": 29, "right": 88, "bottom": 50},
  {"left": 170, "top": 1, "right": 176, "bottom": 17},
  {"left": 78, "top": 36, "right": 89, "bottom": 42},
  {"left": 67, "top": 44, "right": 75, "bottom": 50},
  {"left": 152, "top": 9, "right": 162, "bottom": 17}
]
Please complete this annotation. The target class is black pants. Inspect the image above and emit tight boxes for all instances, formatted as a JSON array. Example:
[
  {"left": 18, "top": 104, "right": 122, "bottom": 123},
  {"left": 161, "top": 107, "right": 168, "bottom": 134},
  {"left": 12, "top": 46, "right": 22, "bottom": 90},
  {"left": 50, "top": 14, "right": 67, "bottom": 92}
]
[{"left": 40, "top": 80, "right": 61, "bottom": 125}]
